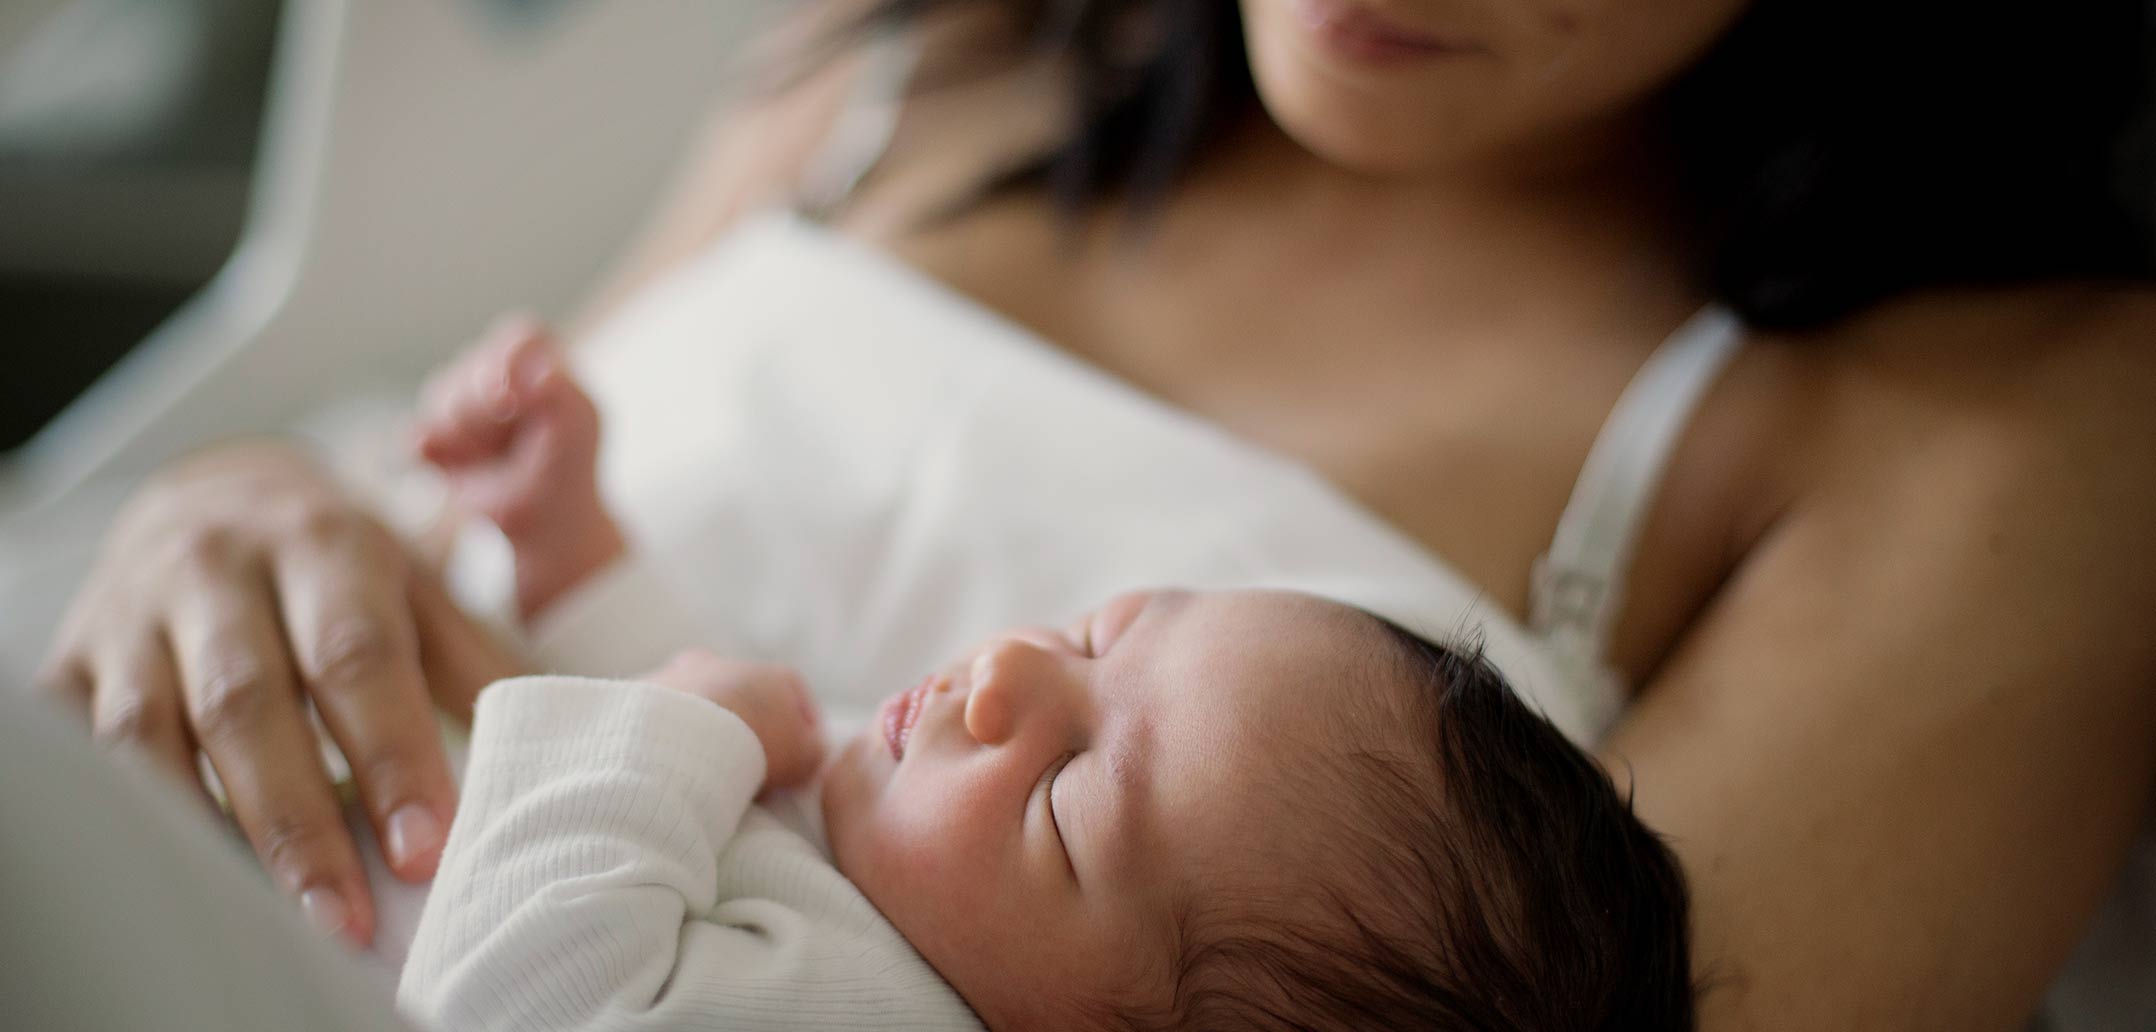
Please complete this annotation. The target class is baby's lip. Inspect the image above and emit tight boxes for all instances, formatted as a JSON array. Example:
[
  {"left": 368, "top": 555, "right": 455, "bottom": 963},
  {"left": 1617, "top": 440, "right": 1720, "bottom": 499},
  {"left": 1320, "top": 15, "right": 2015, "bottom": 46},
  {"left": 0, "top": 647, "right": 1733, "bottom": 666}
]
[{"left": 882, "top": 675, "right": 937, "bottom": 762}]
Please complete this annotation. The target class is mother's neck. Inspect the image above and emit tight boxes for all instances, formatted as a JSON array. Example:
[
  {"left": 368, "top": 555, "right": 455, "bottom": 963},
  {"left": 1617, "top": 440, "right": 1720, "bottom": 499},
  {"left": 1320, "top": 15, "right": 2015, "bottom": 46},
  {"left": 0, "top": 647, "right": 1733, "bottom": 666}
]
[
  {"left": 1211, "top": 104, "right": 1687, "bottom": 250},
  {"left": 1157, "top": 107, "right": 1704, "bottom": 326}
]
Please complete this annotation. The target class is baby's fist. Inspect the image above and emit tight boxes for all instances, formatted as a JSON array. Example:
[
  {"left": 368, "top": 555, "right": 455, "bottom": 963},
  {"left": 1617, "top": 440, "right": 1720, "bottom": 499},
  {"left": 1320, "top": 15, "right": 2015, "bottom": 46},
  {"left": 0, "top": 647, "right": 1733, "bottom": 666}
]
[
  {"left": 412, "top": 314, "right": 601, "bottom": 537},
  {"left": 414, "top": 313, "right": 620, "bottom": 621},
  {"left": 643, "top": 649, "right": 824, "bottom": 791}
]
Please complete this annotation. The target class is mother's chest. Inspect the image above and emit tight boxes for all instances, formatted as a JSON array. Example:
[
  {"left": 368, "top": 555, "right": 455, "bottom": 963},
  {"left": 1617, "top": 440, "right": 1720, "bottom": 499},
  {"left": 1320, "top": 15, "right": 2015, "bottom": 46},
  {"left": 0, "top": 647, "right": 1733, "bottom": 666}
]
[
  {"left": 887, "top": 218, "right": 1791, "bottom": 680},
  {"left": 917, "top": 254, "right": 1654, "bottom": 609},
  {"left": 576, "top": 227, "right": 1583, "bottom": 715}
]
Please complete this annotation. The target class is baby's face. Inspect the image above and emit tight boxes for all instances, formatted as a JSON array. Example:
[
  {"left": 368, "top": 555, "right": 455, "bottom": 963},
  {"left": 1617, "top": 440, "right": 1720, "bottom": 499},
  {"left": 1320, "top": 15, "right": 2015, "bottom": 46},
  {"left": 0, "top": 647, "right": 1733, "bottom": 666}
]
[{"left": 821, "top": 588, "right": 1386, "bottom": 1027}]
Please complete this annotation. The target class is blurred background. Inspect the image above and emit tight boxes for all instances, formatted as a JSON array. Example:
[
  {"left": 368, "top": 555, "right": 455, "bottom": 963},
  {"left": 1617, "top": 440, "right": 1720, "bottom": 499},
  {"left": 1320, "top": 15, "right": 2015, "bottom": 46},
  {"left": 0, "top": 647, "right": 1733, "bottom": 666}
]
[
  {"left": 0, "top": 0, "right": 775, "bottom": 686},
  {"left": 0, "top": 0, "right": 282, "bottom": 456}
]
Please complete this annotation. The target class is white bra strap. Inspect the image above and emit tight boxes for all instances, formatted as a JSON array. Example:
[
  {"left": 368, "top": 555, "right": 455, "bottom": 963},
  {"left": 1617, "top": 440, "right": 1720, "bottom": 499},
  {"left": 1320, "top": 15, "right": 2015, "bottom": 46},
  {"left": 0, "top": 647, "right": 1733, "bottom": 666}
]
[
  {"left": 1530, "top": 304, "right": 1745, "bottom": 663},
  {"left": 794, "top": 30, "right": 923, "bottom": 220}
]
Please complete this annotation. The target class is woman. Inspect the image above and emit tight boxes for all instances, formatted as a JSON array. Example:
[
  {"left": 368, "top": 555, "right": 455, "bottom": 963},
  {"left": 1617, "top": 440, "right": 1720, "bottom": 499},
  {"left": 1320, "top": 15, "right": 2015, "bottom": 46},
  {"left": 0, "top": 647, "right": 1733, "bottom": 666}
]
[{"left": 41, "top": 0, "right": 2156, "bottom": 1028}]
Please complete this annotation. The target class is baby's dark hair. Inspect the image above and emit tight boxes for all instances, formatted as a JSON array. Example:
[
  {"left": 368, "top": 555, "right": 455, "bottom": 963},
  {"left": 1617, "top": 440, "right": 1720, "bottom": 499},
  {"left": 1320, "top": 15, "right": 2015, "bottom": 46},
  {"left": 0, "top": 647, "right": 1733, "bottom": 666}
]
[{"left": 1099, "top": 616, "right": 1695, "bottom": 1032}]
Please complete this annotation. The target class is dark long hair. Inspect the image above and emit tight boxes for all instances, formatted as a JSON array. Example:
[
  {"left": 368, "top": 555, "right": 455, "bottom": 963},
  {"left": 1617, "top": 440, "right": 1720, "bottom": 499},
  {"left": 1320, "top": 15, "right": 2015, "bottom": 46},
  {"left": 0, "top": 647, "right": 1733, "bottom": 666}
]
[{"left": 821, "top": 0, "right": 2154, "bottom": 329}]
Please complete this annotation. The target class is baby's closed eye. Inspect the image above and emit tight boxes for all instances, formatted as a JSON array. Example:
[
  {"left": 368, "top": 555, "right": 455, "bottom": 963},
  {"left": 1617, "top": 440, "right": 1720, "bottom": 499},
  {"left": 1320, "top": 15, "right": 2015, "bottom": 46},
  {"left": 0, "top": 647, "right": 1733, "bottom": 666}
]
[{"left": 1040, "top": 751, "right": 1080, "bottom": 880}]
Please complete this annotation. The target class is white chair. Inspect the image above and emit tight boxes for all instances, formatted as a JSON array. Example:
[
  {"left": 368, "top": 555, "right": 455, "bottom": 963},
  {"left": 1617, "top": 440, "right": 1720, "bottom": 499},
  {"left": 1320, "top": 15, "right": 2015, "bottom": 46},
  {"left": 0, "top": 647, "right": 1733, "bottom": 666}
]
[{"left": 0, "top": 0, "right": 776, "bottom": 685}]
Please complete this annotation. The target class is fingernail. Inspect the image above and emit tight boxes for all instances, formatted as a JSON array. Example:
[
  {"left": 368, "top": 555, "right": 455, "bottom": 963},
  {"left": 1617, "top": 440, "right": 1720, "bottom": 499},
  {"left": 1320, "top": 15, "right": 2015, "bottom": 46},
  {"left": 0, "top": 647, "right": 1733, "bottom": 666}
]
[
  {"left": 386, "top": 804, "right": 444, "bottom": 871},
  {"left": 486, "top": 375, "right": 519, "bottom": 420},
  {"left": 300, "top": 888, "right": 349, "bottom": 937},
  {"left": 510, "top": 345, "right": 556, "bottom": 393}
]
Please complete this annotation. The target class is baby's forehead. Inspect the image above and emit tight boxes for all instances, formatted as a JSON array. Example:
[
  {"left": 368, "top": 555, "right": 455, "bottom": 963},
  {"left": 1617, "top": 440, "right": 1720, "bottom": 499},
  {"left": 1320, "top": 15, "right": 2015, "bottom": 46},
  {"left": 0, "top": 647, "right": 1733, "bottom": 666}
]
[
  {"left": 1153, "top": 589, "right": 1404, "bottom": 725},
  {"left": 1135, "top": 733, "right": 1418, "bottom": 972},
  {"left": 1125, "top": 591, "right": 1416, "bottom": 860},
  {"left": 1066, "top": 591, "right": 1428, "bottom": 993}
]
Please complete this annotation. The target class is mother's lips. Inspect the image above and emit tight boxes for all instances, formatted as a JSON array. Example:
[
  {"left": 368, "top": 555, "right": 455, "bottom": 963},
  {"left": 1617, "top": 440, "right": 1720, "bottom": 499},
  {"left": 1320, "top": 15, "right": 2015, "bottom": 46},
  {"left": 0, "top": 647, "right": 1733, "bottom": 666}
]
[{"left": 883, "top": 675, "right": 937, "bottom": 761}]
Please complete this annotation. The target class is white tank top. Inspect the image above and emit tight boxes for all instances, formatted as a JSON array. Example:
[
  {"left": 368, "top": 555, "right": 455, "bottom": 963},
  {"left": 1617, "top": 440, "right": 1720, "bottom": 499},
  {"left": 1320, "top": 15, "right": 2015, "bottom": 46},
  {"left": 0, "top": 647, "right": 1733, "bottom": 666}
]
[
  {"left": 669, "top": 30, "right": 1748, "bottom": 739},
  {"left": 561, "top": 208, "right": 1740, "bottom": 746}
]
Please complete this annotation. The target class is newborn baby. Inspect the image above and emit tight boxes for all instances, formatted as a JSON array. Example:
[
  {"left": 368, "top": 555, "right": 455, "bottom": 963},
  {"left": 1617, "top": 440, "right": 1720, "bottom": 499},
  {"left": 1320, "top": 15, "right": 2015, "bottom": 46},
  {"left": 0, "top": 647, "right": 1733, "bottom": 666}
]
[{"left": 399, "top": 321, "right": 1698, "bottom": 1030}]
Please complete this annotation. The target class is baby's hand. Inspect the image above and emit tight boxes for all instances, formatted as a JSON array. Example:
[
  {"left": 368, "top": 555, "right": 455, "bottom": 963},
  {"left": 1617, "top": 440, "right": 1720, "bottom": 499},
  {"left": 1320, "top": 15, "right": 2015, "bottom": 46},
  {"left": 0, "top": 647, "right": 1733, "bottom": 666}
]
[
  {"left": 413, "top": 314, "right": 621, "bottom": 621},
  {"left": 643, "top": 649, "right": 825, "bottom": 791}
]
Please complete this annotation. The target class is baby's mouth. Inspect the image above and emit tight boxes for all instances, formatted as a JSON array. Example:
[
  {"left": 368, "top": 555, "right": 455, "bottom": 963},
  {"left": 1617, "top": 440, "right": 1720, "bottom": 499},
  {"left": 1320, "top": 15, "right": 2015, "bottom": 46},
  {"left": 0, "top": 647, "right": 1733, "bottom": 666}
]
[{"left": 882, "top": 675, "right": 936, "bottom": 761}]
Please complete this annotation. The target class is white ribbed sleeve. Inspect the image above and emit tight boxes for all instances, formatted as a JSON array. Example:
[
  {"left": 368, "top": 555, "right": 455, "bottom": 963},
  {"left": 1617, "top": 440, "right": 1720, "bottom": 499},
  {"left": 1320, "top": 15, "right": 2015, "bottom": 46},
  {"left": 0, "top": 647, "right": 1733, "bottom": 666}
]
[{"left": 396, "top": 677, "right": 979, "bottom": 1032}]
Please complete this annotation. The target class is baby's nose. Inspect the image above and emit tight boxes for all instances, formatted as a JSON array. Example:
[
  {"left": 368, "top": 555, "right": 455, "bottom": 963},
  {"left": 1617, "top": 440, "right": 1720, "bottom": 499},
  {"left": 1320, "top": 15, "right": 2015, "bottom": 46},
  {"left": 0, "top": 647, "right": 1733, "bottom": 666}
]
[{"left": 961, "top": 635, "right": 1067, "bottom": 746}]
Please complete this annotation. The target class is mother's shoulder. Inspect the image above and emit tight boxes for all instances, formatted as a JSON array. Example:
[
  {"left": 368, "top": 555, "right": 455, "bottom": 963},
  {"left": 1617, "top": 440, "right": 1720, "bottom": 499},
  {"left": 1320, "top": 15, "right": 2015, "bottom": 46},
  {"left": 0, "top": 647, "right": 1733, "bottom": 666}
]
[
  {"left": 1760, "top": 283, "right": 2155, "bottom": 431},
  {"left": 1776, "top": 281, "right": 2148, "bottom": 362},
  {"left": 1748, "top": 282, "right": 2156, "bottom": 536}
]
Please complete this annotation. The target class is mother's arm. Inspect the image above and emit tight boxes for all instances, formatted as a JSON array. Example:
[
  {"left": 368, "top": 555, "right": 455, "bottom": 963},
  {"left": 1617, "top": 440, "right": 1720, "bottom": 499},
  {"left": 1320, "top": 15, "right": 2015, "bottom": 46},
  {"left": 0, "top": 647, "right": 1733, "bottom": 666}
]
[{"left": 1605, "top": 295, "right": 2156, "bottom": 1031}]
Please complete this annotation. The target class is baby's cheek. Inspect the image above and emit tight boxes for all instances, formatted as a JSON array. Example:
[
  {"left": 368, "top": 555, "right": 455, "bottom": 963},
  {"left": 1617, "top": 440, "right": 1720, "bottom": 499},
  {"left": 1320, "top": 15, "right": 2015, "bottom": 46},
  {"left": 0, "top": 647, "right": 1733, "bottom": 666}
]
[{"left": 880, "top": 786, "right": 1013, "bottom": 890}]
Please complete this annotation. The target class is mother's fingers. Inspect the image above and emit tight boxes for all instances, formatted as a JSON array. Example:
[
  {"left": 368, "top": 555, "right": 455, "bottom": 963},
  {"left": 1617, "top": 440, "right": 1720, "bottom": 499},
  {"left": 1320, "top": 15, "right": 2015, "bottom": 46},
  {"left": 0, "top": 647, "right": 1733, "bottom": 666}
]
[
  {"left": 87, "top": 637, "right": 204, "bottom": 796},
  {"left": 31, "top": 654, "right": 91, "bottom": 712},
  {"left": 38, "top": 638, "right": 200, "bottom": 794},
  {"left": 273, "top": 525, "right": 456, "bottom": 883},
  {"left": 166, "top": 562, "right": 375, "bottom": 947},
  {"left": 407, "top": 562, "right": 525, "bottom": 725}
]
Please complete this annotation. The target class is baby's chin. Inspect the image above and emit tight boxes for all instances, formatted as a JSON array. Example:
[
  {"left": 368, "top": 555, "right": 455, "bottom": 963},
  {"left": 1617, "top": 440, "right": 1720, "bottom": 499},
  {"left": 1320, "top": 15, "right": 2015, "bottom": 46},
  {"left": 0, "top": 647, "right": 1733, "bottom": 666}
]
[{"left": 817, "top": 728, "right": 883, "bottom": 874}]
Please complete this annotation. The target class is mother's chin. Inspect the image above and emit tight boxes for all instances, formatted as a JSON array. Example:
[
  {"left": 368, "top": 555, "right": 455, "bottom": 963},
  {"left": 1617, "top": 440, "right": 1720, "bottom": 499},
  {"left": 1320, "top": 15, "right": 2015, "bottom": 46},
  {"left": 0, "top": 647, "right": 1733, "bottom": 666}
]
[
  {"left": 1239, "top": 0, "right": 1518, "bottom": 176},
  {"left": 1234, "top": 0, "right": 1753, "bottom": 179}
]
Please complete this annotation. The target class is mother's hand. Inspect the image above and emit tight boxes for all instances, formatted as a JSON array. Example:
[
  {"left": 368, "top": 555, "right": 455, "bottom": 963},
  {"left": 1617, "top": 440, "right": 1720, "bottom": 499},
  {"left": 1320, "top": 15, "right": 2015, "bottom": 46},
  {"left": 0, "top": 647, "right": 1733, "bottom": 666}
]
[{"left": 37, "top": 441, "right": 512, "bottom": 946}]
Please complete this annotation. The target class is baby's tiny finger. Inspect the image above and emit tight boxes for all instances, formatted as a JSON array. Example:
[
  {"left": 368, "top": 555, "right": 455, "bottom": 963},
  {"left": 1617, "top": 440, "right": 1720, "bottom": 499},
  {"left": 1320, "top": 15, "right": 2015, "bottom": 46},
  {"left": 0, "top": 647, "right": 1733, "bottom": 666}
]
[
  {"left": 439, "top": 365, "right": 517, "bottom": 458},
  {"left": 409, "top": 406, "right": 460, "bottom": 461},
  {"left": 412, "top": 425, "right": 459, "bottom": 467},
  {"left": 798, "top": 687, "right": 820, "bottom": 730},
  {"left": 413, "top": 411, "right": 488, "bottom": 469},
  {"left": 413, "top": 372, "right": 480, "bottom": 465},
  {"left": 463, "top": 345, "right": 520, "bottom": 425},
  {"left": 477, "top": 313, "right": 554, "bottom": 405},
  {"left": 502, "top": 329, "right": 562, "bottom": 402}
]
